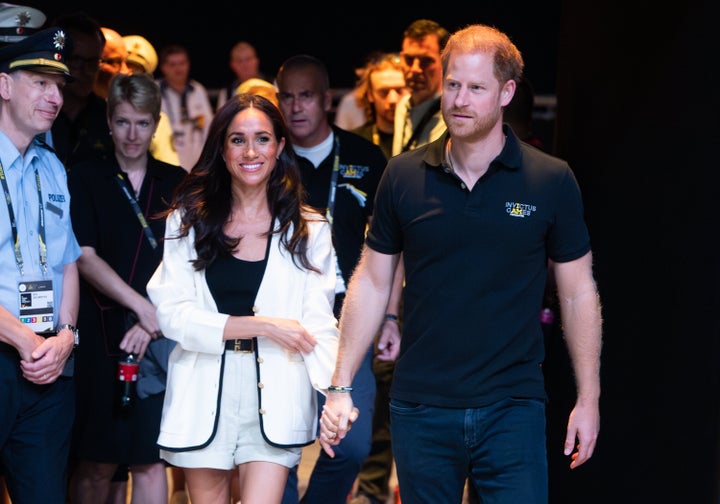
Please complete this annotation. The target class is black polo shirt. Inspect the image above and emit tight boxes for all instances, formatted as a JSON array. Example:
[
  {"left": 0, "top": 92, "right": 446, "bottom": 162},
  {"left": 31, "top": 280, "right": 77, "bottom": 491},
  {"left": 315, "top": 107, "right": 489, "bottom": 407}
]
[
  {"left": 367, "top": 125, "right": 591, "bottom": 408},
  {"left": 296, "top": 126, "right": 387, "bottom": 286}
]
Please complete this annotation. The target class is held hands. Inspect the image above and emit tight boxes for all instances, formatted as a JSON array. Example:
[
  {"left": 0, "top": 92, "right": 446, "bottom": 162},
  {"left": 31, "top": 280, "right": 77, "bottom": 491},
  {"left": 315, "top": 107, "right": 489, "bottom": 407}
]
[{"left": 318, "top": 393, "right": 359, "bottom": 457}]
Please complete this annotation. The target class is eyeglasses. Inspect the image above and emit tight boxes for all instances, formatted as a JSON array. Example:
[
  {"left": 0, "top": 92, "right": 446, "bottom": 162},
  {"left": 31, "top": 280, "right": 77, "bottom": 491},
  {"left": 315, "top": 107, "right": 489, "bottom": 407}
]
[{"left": 100, "top": 57, "right": 127, "bottom": 69}]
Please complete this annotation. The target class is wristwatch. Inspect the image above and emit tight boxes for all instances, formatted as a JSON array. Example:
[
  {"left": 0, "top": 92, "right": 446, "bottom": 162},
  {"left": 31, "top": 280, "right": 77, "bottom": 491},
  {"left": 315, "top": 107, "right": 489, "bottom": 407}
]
[{"left": 57, "top": 323, "right": 79, "bottom": 348}]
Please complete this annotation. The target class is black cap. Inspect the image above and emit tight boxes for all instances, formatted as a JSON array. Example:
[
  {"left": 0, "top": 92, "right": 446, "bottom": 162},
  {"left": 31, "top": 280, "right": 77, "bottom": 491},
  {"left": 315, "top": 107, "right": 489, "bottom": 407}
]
[{"left": 0, "top": 27, "right": 71, "bottom": 78}]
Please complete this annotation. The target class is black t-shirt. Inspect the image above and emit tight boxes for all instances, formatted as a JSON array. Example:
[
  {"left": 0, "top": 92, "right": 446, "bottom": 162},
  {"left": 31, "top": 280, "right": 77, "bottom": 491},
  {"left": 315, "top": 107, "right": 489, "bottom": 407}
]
[
  {"left": 367, "top": 126, "right": 591, "bottom": 408},
  {"left": 295, "top": 126, "right": 387, "bottom": 286}
]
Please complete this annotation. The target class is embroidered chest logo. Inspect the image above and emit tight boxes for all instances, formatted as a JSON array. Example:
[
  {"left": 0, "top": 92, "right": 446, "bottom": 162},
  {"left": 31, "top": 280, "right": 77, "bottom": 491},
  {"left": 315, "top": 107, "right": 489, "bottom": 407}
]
[
  {"left": 339, "top": 163, "right": 369, "bottom": 180},
  {"left": 506, "top": 201, "right": 536, "bottom": 218}
]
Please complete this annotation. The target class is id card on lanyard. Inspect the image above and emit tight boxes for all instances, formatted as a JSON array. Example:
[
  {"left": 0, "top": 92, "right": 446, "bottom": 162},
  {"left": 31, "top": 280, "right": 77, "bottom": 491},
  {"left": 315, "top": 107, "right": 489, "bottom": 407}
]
[{"left": 18, "top": 279, "right": 54, "bottom": 332}]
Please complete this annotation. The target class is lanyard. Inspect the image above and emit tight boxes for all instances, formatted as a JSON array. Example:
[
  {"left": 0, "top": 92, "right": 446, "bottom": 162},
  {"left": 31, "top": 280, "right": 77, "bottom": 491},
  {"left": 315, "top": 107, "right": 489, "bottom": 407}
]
[
  {"left": 114, "top": 172, "right": 158, "bottom": 250},
  {"left": 0, "top": 159, "right": 48, "bottom": 276},
  {"left": 325, "top": 135, "right": 340, "bottom": 226}
]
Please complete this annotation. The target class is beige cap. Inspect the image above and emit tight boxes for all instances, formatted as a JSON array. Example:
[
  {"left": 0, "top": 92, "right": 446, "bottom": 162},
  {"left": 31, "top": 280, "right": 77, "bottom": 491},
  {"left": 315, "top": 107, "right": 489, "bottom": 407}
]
[{"left": 123, "top": 34, "right": 157, "bottom": 73}]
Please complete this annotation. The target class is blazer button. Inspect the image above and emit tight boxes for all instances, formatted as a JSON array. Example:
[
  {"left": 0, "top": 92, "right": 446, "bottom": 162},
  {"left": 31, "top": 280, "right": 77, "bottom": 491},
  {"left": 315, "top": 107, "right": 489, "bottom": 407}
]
[
  {"left": 258, "top": 382, "right": 264, "bottom": 389},
  {"left": 259, "top": 408, "right": 266, "bottom": 414},
  {"left": 252, "top": 305, "right": 259, "bottom": 313},
  {"left": 257, "top": 357, "right": 264, "bottom": 363}
]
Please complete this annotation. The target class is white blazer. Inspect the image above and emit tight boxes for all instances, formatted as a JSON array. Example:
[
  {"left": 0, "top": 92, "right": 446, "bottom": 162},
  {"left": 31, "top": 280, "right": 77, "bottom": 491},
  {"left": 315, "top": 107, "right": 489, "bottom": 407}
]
[{"left": 147, "top": 209, "right": 339, "bottom": 450}]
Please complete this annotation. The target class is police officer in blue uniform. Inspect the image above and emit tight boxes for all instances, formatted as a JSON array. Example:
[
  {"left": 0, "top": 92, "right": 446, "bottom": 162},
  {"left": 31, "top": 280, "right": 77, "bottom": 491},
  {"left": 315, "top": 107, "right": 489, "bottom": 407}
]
[{"left": 0, "top": 27, "right": 82, "bottom": 504}]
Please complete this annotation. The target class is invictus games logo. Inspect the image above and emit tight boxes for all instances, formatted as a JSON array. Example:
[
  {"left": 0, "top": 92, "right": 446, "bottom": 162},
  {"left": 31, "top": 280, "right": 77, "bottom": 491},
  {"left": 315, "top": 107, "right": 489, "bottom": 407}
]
[
  {"left": 339, "top": 164, "right": 369, "bottom": 179},
  {"left": 506, "top": 201, "right": 536, "bottom": 218}
]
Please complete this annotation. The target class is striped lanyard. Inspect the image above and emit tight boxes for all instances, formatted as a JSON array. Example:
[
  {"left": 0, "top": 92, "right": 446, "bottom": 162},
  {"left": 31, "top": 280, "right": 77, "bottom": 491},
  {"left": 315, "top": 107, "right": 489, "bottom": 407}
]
[{"left": 0, "top": 159, "right": 48, "bottom": 276}]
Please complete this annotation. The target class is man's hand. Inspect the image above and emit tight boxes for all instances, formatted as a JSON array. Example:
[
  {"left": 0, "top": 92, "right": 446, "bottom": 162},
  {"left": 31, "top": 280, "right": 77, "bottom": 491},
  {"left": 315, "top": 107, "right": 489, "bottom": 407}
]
[
  {"left": 318, "top": 394, "right": 359, "bottom": 457},
  {"left": 20, "top": 330, "right": 74, "bottom": 384}
]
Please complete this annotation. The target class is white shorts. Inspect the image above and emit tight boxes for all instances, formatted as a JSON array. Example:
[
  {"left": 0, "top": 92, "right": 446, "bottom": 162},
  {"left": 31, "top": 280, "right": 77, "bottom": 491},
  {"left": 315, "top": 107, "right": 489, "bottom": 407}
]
[{"left": 161, "top": 350, "right": 302, "bottom": 470}]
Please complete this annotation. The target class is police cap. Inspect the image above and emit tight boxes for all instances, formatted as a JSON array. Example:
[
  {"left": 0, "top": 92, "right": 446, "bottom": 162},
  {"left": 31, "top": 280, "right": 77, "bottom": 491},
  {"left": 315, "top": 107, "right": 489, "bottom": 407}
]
[
  {"left": 0, "top": 26, "right": 71, "bottom": 78},
  {"left": 0, "top": 3, "right": 46, "bottom": 44}
]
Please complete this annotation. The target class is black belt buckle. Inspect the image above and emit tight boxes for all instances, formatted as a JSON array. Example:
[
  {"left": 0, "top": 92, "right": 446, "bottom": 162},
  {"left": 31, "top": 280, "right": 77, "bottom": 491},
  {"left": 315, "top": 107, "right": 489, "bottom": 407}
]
[{"left": 226, "top": 338, "right": 254, "bottom": 353}]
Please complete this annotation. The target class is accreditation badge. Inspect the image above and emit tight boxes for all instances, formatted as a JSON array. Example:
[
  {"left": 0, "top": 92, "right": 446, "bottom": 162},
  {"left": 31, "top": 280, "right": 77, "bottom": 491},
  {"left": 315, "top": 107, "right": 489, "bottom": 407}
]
[{"left": 18, "top": 279, "right": 55, "bottom": 333}]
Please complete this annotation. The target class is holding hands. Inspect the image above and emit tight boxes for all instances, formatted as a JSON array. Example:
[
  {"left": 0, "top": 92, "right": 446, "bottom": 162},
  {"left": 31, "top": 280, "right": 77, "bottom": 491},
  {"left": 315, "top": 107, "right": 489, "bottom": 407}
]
[{"left": 318, "top": 392, "right": 359, "bottom": 457}]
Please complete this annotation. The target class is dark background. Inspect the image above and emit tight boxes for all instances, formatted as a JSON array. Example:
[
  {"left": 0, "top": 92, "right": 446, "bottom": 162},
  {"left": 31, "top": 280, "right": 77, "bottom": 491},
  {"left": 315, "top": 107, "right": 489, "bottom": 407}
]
[
  {"left": 37, "top": 1, "right": 561, "bottom": 94},
  {"left": 28, "top": 1, "right": 720, "bottom": 502}
]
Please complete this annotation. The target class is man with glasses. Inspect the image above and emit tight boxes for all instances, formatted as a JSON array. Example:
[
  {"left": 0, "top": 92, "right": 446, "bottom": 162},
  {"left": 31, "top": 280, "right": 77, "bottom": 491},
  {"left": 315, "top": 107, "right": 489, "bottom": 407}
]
[
  {"left": 391, "top": 19, "right": 449, "bottom": 156},
  {"left": 93, "top": 27, "right": 128, "bottom": 99},
  {"left": 49, "top": 11, "right": 111, "bottom": 169}
]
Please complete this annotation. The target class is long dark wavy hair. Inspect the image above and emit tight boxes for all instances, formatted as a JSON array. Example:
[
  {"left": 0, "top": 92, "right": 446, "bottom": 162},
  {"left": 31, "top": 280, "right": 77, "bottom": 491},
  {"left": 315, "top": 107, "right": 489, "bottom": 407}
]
[{"left": 162, "top": 93, "right": 321, "bottom": 273}]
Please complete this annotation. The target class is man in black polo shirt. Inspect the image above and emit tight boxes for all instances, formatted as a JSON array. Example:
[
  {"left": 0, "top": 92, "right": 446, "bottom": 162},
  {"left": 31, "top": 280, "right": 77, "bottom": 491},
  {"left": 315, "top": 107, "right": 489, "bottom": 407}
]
[
  {"left": 320, "top": 24, "right": 603, "bottom": 504},
  {"left": 276, "top": 54, "right": 395, "bottom": 504}
]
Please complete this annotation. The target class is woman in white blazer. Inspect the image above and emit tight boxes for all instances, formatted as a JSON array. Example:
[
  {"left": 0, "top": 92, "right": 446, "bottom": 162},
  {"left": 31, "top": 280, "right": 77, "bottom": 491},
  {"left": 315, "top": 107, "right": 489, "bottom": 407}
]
[{"left": 147, "top": 93, "right": 339, "bottom": 504}]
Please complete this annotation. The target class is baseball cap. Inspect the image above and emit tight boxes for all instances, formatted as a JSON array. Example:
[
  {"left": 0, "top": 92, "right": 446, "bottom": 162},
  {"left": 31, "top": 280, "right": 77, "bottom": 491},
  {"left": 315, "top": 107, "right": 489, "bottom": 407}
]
[{"left": 123, "top": 34, "right": 157, "bottom": 74}]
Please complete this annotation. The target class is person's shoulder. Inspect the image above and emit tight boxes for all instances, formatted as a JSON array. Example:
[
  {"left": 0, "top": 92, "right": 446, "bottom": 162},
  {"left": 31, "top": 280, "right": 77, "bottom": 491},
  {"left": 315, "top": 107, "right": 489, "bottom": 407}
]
[
  {"left": 519, "top": 141, "right": 568, "bottom": 171},
  {"left": 335, "top": 127, "right": 385, "bottom": 162},
  {"left": 189, "top": 79, "right": 210, "bottom": 92},
  {"left": 390, "top": 132, "right": 445, "bottom": 168},
  {"left": 350, "top": 122, "right": 373, "bottom": 142},
  {"left": 150, "top": 157, "right": 188, "bottom": 178},
  {"left": 67, "top": 156, "right": 114, "bottom": 178}
]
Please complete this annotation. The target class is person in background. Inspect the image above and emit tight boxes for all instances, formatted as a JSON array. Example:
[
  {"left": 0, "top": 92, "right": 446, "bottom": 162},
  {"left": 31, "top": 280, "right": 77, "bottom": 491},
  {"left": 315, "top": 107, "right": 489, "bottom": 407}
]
[
  {"left": 236, "top": 77, "right": 278, "bottom": 107},
  {"left": 156, "top": 43, "right": 213, "bottom": 170},
  {"left": 93, "top": 27, "right": 128, "bottom": 99},
  {"left": 215, "top": 40, "right": 268, "bottom": 111},
  {"left": 123, "top": 34, "right": 181, "bottom": 167},
  {"left": 350, "top": 51, "right": 408, "bottom": 159},
  {"left": 320, "top": 24, "right": 602, "bottom": 504},
  {"left": 0, "top": 27, "right": 80, "bottom": 504},
  {"left": 146, "top": 93, "right": 340, "bottom": 504},
  {"left": 391, "top": 19, "right": 449, "bottom": 156},
  {"left": 67, "top": 72, "right": 187, "bottom": 504},
  {"left": 275, "top": 54, "right": 390, "bottom": 504},
  {"left": 345, "top": 51, "right": 407, "bottom": 504},
  {"left": 49, "top": 10, "right": 110, "bottom": 168}
]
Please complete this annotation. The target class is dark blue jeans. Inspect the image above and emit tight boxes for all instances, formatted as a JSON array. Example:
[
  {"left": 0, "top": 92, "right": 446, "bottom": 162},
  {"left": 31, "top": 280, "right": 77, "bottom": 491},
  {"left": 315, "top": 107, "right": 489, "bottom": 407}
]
[
  {"left": 282, "top": 346, "right": 376, "bottom": 504},
  {"left": 390, "top": 397, "right": 548, "bottom": 504}
]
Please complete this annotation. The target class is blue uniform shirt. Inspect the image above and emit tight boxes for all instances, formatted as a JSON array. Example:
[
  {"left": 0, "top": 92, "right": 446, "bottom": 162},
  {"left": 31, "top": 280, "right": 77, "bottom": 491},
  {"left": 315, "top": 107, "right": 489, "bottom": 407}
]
[{"left": 0, "top": 132, "right": 81, "bottom": 321}]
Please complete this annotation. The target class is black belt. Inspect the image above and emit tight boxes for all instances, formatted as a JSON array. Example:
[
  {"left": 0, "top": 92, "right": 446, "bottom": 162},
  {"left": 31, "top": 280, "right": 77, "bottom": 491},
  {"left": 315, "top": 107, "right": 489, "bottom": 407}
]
[{"left": 225, "top": 338, "right": 255, "bottom": 352}]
